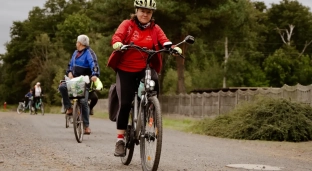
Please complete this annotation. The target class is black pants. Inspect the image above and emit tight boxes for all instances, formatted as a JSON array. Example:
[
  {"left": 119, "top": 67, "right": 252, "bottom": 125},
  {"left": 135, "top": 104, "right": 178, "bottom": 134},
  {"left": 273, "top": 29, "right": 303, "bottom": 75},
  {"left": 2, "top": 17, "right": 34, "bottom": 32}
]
[
  {"left": 116, "top": 69, "right": 159, "bottom": 130},
  {"left": 89, "top": 91, "right": 98, "bottom": 111}
]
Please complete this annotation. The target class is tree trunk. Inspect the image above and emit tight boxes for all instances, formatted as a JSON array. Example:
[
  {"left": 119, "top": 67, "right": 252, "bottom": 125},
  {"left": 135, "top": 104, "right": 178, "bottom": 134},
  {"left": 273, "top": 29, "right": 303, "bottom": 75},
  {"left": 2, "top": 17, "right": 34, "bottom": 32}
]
[
  {"left": 176, "top": 43, "right": 186, "bottom": 94},
  {"left": 159, "top": 55, "right": 168, "bottom": 95}
]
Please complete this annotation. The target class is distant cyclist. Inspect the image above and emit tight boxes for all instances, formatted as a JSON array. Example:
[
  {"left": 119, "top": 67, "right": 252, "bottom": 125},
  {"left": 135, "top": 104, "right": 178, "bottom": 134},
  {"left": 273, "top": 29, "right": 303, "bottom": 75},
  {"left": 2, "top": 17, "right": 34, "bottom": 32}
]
[{"left": 32, "top": 82, "right": 43, "bottom": 114}]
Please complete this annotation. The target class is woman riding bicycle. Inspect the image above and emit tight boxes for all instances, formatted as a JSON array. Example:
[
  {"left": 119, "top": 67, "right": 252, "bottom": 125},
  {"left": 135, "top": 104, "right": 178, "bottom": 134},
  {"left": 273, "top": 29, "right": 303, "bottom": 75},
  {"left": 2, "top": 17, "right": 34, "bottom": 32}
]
[
  {"left": 59, "top": 34, "right": 100, "bottom": 135},
  {"left": 108, "top": 0, "right": 182, "bottom": 157}
]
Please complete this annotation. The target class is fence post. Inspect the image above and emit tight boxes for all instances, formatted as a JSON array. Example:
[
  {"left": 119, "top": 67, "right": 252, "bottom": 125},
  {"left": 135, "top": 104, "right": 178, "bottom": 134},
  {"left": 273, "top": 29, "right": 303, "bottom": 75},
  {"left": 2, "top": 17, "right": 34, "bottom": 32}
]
[
  {"left": 310, "top": 88, "right": 312, "bottom": 107},
  {"left": 235, "top": 90, "right": 238, "bottom": 106},
  {"left": 201, "top": 93, "right": 204, "bottom": 118},
  {"left": 218, "top": 91, "right": 221, "bottom": 115},
  {"left": 179, "top": 94, "right": 181, "bottom": 115},
  {"left": 190, "top": 93, "right": 192, "bottom": 117}
]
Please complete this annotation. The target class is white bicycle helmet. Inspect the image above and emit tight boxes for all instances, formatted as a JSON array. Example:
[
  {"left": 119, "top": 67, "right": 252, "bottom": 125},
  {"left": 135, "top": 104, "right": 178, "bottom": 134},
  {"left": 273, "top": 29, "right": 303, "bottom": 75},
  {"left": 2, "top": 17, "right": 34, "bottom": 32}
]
[{"left": 134, "top": 0, "right": 157, "bottom": 10}]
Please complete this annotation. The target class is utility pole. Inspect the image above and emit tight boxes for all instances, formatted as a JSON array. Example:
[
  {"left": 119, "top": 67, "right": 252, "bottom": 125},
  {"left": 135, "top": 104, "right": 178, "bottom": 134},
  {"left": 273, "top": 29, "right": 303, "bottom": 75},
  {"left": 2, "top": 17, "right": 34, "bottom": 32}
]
[{"left": 223, "top": 37, "right": 228, "bottom": 88}]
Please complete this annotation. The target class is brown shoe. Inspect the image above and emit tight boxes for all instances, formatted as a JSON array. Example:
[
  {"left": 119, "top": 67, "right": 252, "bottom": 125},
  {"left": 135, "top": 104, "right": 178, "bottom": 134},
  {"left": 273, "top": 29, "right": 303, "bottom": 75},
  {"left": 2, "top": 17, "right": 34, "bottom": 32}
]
[
  {"left": 66, "top": 108, "right": 73, "bottom": 115},
  {"left": 84, "top": 127, "right": 91, "bottom": 135},
  {"left": 114, "top": 140, "right": 125, "bottom": 157}
]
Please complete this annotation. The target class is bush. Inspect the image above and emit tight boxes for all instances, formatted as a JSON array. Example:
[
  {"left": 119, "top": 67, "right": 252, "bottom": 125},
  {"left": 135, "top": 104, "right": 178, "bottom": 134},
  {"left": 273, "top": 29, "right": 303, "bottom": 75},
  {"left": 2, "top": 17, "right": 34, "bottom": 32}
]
[{"left": 191, "top": 97, "right": 312, "bottom": 142}]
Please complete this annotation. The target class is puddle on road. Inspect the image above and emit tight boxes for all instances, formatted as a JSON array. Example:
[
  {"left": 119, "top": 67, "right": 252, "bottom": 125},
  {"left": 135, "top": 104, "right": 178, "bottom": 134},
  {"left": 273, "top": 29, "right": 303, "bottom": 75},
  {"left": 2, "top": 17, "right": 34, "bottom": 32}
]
[{"left": 226, "top": 164, "right": 282, "bottom": 170}]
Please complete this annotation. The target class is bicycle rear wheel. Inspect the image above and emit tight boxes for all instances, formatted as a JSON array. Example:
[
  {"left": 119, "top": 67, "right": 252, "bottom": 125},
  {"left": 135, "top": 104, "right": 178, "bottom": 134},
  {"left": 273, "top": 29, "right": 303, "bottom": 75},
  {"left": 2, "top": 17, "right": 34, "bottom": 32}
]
[
  {"left": 73, "top": 101, "right": 83, "bottom": 143},
  {"left": 140, "top": 96, "right": 162, "bottom": 171},
  {"left": 65, "top": 114, "right": 70, "bottom": 128},
  {"left": 121, "top": 109, "right": 135, "bottom": 165}
]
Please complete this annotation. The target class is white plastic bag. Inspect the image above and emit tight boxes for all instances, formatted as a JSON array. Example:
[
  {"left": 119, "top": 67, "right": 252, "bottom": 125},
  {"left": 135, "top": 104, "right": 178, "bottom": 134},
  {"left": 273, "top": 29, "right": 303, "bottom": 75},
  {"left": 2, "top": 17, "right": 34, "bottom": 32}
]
[{"left": 66, "top": 75, "right": 89, "bottom": 98}]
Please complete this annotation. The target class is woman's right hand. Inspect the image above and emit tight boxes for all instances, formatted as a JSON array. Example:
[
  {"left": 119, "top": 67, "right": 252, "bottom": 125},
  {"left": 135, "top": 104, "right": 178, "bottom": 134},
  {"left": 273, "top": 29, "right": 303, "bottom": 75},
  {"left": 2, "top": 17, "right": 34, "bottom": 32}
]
[{"left": 68, "top": 72, "right": 74, "bottom": 79}]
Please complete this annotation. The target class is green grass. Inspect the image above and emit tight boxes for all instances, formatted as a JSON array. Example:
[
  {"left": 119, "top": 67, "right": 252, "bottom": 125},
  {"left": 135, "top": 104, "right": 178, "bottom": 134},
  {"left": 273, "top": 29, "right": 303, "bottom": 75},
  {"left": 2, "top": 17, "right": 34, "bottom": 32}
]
[
  {"left": 1, "top": 104, "right": 195, "bottom": 132},
  {"left": 163, "top": 115, "right": 198, "bottom": 131},
  {"left": 0, "top": 104, "right": 17, "bottom": 112},
  {"left": 91, "top": 112, "right": 197, "bottom": 131},
  {"left": 92, "top": 111, "right": 109, "bottom": 119},
  {"left": 45, "top": 105, "right": 63, "bottom": 114}
]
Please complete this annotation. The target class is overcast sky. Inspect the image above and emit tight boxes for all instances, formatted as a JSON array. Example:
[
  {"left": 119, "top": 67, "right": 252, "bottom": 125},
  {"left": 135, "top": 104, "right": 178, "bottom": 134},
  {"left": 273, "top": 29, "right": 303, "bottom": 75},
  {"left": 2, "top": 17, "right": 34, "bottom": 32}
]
[{"left": 0, "top": 0, "right": 312, "bottom": 54}]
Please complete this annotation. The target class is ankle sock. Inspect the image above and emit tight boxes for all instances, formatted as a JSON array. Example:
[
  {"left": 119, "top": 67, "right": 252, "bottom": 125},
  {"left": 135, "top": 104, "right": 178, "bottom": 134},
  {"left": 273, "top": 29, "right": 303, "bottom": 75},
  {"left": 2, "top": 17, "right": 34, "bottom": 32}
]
[{"left": 117, "top": 134, "right": 124, "bottom": 142}]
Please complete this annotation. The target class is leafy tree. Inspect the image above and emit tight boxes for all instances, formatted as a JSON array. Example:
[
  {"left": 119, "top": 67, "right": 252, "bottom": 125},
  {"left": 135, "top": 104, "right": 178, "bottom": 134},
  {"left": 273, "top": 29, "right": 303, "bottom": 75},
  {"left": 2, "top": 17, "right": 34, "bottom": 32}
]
[
  {"left": 263, "top": 46, "right": 300, "bottom": 87},
  {"left": 265, "top": 0, "right": 312, "bottom": 55},
  {"left": 57, "top": 13, "right": 92, "bottom": 52}
]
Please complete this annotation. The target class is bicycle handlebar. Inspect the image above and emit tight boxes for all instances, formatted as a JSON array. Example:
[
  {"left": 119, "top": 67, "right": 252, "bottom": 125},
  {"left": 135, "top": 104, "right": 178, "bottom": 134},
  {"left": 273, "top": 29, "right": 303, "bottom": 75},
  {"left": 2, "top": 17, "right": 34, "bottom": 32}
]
[
  {"left": 120, "top": 43, "right": 185, "bottom": 59},
  {"left": 119, "top": 35, "right": 195, "bottom": 59}
]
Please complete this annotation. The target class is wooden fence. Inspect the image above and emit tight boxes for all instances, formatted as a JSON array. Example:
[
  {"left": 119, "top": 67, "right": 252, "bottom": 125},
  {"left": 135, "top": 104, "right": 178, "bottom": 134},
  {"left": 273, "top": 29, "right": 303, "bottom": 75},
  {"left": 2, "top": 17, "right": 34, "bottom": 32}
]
[{"left": 159, "top": 84, "right": 312, "bottom": 118}]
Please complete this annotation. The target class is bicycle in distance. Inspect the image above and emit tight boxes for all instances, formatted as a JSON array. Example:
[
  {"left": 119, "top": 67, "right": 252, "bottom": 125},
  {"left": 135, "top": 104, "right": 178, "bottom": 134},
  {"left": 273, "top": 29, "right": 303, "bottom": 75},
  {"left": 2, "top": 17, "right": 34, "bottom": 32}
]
[
  {"left": 118, "top": 35, "right": 195, "bottom": 171},
  {"left": 17, "top": 96, "right": 34, "bottom": 114}
]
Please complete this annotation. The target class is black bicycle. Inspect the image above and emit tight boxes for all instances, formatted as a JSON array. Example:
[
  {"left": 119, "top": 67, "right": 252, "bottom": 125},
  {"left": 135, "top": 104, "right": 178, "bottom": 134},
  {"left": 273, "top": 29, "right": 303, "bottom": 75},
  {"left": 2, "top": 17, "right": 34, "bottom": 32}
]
[{"left": 119, "top": 35, "right": 195, "bottom": 171}]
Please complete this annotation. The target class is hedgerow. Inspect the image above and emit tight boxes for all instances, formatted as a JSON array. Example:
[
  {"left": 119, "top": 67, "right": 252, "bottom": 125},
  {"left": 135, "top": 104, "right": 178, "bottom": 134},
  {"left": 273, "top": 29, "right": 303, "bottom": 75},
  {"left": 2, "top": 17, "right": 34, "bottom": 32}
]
[{"left": 191, "top": 97, "right": 312, "bottom": 142}]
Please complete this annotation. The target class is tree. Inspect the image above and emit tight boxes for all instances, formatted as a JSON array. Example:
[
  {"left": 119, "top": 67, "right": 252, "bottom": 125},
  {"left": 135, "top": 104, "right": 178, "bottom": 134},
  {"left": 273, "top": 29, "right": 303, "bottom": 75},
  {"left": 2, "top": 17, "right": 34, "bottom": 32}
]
[
  {"left": 57, "top": 13, "right": 92, "bottom": 52},
  {"left": 263, "top": 46, "right": 300, "bottom": 87},
  {"left": 265, "top": 0, "right": 312, "bottom": 56}
]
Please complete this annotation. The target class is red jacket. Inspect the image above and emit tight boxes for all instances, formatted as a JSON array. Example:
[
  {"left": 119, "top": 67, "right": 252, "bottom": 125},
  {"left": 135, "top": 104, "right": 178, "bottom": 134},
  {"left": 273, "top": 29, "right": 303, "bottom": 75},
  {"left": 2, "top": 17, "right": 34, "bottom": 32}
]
[{"left": 109, "top": 19, "right": 170, "bottom": 73}]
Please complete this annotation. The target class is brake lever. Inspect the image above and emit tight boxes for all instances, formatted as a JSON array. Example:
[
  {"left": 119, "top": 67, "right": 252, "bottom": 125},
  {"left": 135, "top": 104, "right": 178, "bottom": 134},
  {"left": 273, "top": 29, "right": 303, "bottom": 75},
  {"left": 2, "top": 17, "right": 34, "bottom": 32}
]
[
  {"left": 120, "top": 45, "right": 127, "bottom": 51},
  {"left": 178, "top": 53, "right": 185, "bottom": 59}
]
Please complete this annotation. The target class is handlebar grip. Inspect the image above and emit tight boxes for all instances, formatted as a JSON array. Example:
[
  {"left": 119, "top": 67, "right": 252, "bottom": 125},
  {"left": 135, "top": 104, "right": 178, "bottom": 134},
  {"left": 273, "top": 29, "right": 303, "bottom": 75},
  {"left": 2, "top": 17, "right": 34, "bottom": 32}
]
[{"left": 171, "top": 48, "right": 185, "bottom": 59}]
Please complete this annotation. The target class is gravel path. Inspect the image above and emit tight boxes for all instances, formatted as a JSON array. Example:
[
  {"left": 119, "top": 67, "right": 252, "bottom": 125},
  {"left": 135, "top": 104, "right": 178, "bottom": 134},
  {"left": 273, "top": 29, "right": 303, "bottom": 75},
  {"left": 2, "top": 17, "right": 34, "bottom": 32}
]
[{"left": 0, "top": 112, "right": 311, "bottom": 171}]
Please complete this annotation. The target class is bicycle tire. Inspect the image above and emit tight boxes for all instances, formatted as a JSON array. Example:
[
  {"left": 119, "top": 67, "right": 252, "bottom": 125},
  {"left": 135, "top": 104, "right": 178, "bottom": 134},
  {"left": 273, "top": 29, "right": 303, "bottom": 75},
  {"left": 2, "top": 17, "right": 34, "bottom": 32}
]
[
  {"left": 40, "top": 103, "right": 44, "bottom": 115},
  {"left": 29, "top": 101, "right": 34, "bottom": 115},
  {"left": 121, "top": 108, "right": 135, "bottom": 165},
  {"left": 17, "top": 103, "right": 23, "bottom": 114},
  {"left": 73, "top": 101, "right": 83, "bottom": 143},
  {"left": 140, "top": 96, "right": 162, "bottom": 171}
]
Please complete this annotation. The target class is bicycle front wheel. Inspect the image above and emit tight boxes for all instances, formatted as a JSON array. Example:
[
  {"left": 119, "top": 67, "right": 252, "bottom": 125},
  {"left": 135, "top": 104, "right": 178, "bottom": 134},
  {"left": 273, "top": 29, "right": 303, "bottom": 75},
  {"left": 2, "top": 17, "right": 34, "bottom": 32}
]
[
  {"left": 140, "top": 96, "right": 162, "bottom": 171},
  {"left": 40, "top": 103, "right": 44, "bottom": 115},
  {"left": 73, "top": 101, "right": 83, "bottom": 143},
  {"left": 17, "top": 103, "right": 23, "bottom": 114}
]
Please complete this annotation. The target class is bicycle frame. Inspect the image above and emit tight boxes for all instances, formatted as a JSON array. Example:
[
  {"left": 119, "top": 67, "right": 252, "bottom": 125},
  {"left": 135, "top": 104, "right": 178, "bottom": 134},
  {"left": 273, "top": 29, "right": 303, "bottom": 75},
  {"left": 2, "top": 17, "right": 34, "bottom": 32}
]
[{"left": 134, "top": 66, "right": 155, "bottom": 141}]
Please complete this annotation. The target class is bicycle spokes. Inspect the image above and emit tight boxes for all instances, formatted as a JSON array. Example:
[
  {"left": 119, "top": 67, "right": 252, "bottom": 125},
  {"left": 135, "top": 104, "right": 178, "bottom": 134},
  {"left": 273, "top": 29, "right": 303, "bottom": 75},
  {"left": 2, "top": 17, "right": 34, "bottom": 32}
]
[{"left": 143, "top": 104, "right": 157, "bottom": 167}]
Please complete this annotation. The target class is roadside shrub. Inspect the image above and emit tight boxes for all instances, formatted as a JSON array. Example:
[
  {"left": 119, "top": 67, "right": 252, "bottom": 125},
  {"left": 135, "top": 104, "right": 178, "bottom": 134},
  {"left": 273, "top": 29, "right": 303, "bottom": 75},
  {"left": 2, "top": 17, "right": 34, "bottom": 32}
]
[{"left": 191, "top": 97, "right": 312, "bottom": 142}]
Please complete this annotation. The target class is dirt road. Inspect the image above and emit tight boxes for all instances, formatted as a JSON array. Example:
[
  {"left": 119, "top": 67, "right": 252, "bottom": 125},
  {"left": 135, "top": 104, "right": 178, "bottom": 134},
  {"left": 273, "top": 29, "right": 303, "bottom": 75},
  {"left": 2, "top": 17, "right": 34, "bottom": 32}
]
[{"left": 0, "top": 112, "right": 311, "bottom": 171}]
